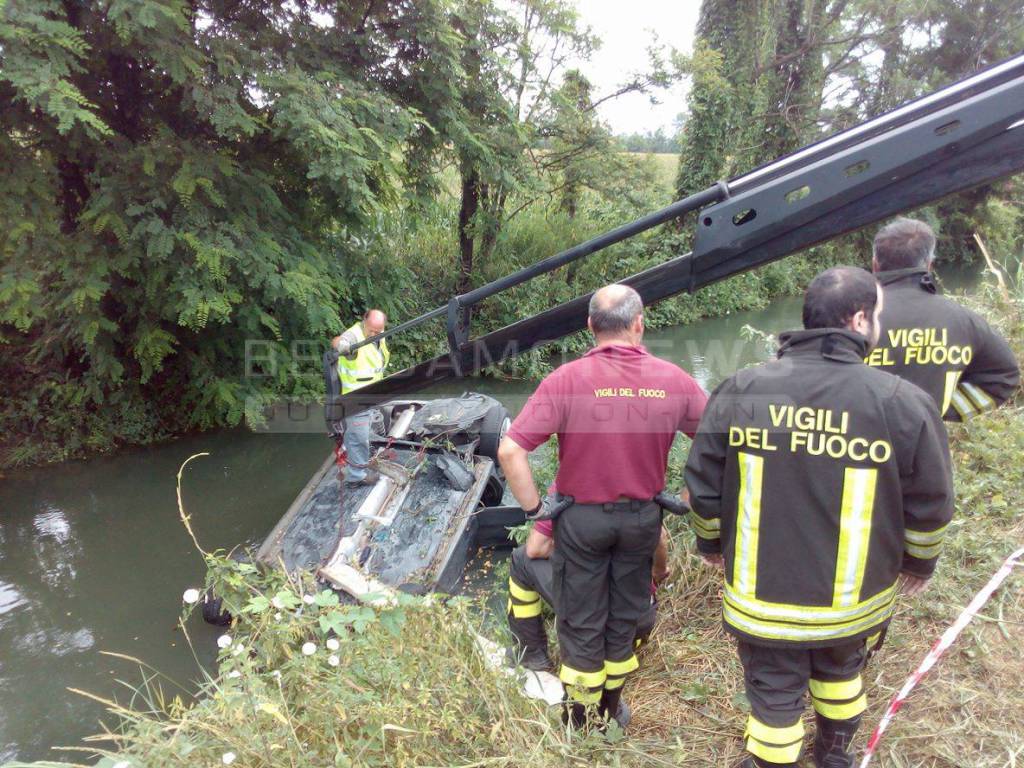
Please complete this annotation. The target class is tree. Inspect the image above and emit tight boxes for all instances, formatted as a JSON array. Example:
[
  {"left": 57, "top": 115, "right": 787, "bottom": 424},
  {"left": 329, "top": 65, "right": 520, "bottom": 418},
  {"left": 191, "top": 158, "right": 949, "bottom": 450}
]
[
  {"left": 446, "top": 0, "right": 684, "bottom": 294},
  {"left": 676, "top": 0, "right": 1024, "bottom": 264},
  {"left": 0, "top": 0, "right": 466, "bottom": 462}
]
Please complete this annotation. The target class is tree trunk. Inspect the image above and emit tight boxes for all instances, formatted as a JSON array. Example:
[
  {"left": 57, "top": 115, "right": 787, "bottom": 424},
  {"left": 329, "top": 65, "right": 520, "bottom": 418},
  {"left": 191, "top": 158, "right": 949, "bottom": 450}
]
[
  {"left": 479, "top": 185, "right": 507, "bottom": 264},
  {"left": 57, "top": 156, "right": 90, "bottom": 234},
  {"left": 457, "top": 166, "right": 479, "bottom": 295}
]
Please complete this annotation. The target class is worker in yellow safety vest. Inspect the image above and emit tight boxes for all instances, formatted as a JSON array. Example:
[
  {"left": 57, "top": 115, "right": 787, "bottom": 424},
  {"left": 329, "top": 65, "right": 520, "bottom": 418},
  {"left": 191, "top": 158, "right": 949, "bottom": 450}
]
[{"left": 330, "top": 309, "right": 390, "bottom": 486}]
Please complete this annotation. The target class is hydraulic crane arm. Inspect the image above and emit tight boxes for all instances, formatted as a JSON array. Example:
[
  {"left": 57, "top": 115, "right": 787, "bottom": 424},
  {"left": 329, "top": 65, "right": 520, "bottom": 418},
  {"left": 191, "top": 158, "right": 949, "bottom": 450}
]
[{"left": 332, "top": 53, "right": 1024, "bottom": 417}]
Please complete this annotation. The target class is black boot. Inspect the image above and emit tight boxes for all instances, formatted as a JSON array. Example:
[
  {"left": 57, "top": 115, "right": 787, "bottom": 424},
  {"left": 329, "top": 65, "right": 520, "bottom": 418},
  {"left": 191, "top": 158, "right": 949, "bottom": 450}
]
[
  {"left": 561, "top": 700, "right": 588, "bottom": 730},
  {"left": 506, "top": 606, "right": 554, "bottom": 671},
  {"left": 598, "top": 684, "right": 618, "bottom": 729},
  {"left": 812, "top": 713, "right": 862, "bottom": 768}
]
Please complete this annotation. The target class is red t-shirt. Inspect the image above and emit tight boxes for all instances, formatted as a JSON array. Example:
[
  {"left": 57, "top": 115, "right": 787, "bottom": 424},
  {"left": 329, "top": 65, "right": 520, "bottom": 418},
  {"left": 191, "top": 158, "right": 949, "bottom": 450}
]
[{"left": 507, "top": 344, "right": 707, "bottom": 504}]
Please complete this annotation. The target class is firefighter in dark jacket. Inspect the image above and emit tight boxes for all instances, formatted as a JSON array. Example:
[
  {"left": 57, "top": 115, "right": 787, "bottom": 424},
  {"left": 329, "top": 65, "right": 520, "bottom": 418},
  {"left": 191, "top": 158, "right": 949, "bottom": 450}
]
[
  {"left": 498, "top": 283, "right": 707, "bottom": 729},
  {"left": 867, "top": 217, "right": 1019, "bottom": 420},
  {"left": 685, "top": 267, "right": 954, "bottom": 768}
]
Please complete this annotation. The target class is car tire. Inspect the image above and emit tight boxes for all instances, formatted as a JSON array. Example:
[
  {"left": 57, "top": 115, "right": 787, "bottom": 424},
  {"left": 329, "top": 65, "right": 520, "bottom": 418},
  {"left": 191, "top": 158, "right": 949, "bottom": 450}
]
[
  {"left": 481, "top": 466, "right": 507, "bottom": 506},
  {"left": 202, "top": 589, "right": 232, "bottom": 626},
  {"left": 477, "top": 405, "right": 510, "bottom": 461}
]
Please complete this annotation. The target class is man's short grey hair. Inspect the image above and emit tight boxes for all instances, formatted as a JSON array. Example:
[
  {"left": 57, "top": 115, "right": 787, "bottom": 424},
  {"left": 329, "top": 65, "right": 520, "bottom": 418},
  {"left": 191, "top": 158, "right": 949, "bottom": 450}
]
[
  {"left": 873, "top": 217, "right": 936, "bottom": 271},
  {"left": 589, "top": 284, "right": 643, "bottom": 335}
]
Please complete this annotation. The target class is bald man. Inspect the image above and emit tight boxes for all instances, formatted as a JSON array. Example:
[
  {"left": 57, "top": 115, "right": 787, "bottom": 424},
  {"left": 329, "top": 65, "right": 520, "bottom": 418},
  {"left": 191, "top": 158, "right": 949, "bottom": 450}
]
[
  {"left": 330, "top": 309, "right": 389, "bottom": 486},
  {"left": 499, "top": 284, "right": 707, "bottom": 729}
]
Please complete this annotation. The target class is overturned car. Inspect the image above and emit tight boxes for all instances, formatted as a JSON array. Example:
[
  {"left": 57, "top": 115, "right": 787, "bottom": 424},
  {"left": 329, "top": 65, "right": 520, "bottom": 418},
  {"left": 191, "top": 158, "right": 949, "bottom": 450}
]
[{"left": 204, "top": 391, "right": 525, "bottom": 624}]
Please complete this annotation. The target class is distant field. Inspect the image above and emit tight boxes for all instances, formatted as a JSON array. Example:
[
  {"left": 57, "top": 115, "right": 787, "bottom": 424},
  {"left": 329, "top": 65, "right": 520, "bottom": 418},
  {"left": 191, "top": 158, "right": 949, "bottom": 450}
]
[{"left": 628, "top": 152, "right": 678, "bottom": 192}]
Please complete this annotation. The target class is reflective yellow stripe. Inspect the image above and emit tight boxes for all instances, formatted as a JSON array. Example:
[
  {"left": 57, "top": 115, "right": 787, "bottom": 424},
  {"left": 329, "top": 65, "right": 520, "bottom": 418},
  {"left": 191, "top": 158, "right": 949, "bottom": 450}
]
[
  {"left": 809, "top": 676, "right": 862, "bottom": 701},
  {"left": 812, "top": 692, "right": 867, "bottom": 720},
  {"left": 604, "top": 656, "right": 638, "bottom": 676},
  {"left": 559, "top": 664, "right": 606, "bottom": 689},
  {"left": 510, "top": 601, "right": 542, "bottom": 618},
  {"left": 867, "top": 631, "right": 881, "bottom": 647},
  {"left": 905, "top": 525, "right": 948, "bottom": 546},
  {"left": 961, "top": 382, "right": 996, "bottom": 412},
  {"left": 509, "top": 578, "right": 539, "bottom": 603},
  {"left": 733, "top": 452, "right": 764, "bottom": 598},
  {"left": 905, "top": 541, "right": 942, "bottom": 559},
  {"left": 745, "top": 715, "right": 805, "bottom": 762},
  {"left": 725, "top": 582, "right": 896, "bottom": 624},
  {"left": 746, "top": 715, "right": 805, "bottom": 745},
  {"left": 604, "top": 676, "right": 625, "bottom": 690},
  {"left": 724, "top": 599, "right": 894, "bottom": 642},
  {"left": 747, "top": 737, "right": 804, "bottom": 763},
  {"left": 568, "top": 687, "right": 602, "bottom": 704},
  {"left": 941, "top": 371, "right": 962, "bottom": 415},
  {"left": 691, "top": 515, "right": 721, "bottom": 540},
  {"left": 949, "top": 387, "right": 976, "bottom": 420},
  {"left": 833, "top": 468, "right": 878, "bottom": 608}
]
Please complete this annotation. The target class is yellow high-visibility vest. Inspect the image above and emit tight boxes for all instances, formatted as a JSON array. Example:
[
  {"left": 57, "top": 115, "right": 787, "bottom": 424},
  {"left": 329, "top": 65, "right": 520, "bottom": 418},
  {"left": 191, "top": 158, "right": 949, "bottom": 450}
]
[{"left": 337, "top": 322, "right": 390, "bottom": 394}]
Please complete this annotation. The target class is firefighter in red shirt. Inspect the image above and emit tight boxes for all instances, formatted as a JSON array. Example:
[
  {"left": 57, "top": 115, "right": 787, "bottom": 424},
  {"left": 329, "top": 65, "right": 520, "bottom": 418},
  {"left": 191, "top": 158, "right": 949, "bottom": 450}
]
[{"left": 498, "top": 283, "right": 707, "bottom": 728}]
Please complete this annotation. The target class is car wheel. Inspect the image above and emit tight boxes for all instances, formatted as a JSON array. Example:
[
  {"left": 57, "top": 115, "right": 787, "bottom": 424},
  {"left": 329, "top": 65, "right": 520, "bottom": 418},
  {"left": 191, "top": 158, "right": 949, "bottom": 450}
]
[
  {"left": 477, "top": 404, "right": 510, "bottom": 461},
  {"left": 481, "top": 466, "right": 507, "bottom": 506},
  {"left": 202, "top": 589, "right": 233, "bottom": 626}
]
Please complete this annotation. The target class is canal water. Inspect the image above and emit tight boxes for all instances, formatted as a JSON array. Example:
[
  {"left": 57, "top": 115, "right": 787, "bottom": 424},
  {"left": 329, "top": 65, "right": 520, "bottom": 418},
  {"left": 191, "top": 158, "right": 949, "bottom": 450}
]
[{"left": 0, "top": 266, "right": 982, "bottom": 763}]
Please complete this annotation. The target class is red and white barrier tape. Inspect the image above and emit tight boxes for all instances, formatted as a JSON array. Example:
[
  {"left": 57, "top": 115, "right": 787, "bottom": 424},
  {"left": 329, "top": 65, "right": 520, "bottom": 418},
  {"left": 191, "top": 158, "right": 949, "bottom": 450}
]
[{"left": 859, "top": 546, "right": 1024, "bottom": 768}]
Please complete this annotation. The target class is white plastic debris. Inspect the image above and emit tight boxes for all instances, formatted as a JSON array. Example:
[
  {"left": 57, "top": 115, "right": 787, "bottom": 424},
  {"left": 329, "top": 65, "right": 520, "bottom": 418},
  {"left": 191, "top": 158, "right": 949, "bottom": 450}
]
[{"left": 472, "top": 633, "right": 563, "bottom": 706}]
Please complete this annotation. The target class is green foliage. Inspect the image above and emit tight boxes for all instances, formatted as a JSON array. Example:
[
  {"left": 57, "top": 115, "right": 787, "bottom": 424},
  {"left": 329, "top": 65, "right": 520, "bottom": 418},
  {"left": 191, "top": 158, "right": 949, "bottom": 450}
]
[
  {"left": 51, "top": 558, "right": 578, "bottom": 768},
  {"left": 0, "top": 0, "right": 466, "bottom": 466},
  {"left": 677, "top": 0, "right": 1024, "bottom": 252}
]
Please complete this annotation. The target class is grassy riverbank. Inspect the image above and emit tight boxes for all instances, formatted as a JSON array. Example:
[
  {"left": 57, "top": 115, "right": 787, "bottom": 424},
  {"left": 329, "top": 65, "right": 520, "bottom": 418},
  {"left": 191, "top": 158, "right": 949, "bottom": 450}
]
[{"left": 5, "top": 282, "right": 1021, "bottom": 768}]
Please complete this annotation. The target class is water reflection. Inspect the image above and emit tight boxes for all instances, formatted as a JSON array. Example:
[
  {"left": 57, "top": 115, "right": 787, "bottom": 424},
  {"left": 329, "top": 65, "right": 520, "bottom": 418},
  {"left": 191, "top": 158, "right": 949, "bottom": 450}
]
[
  {"left": 0, "top": 430, "right": 330, "bottom": 763},
  {"left": 0, "top": 582, "right": 28, "bottom": 617},
  {"left": 31, "top": 506, "right": 81, "bottom": 590}
]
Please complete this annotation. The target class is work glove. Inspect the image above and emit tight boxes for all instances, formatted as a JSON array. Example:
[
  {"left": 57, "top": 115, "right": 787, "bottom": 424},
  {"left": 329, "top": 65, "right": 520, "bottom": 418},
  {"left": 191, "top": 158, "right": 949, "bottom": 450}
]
[{"left": 525, "top": 493, "right": 575, "bottom": 522}]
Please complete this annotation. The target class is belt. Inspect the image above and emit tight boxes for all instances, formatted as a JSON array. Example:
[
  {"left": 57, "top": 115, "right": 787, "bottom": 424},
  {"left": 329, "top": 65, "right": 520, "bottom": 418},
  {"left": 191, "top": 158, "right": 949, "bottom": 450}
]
[
  {"left": 527, "top": 491, "right": 689, "bottom": 522},
  {"left": 598, "top": 498, "right": 648, "bottom": 512}
]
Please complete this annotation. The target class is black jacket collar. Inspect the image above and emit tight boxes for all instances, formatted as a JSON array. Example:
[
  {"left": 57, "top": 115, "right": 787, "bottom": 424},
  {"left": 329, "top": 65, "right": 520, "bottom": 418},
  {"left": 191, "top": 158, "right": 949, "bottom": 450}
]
[
  {"left": 777, "top": 328, "right": 870, "bottom": 363},
  {"left": 876, "top": 267, "right": 939, "bottom": 294}
]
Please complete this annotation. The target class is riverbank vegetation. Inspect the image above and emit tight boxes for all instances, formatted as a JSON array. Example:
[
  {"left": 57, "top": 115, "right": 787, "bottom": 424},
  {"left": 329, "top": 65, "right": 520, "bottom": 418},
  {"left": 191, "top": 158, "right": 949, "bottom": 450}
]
[
  {"left": 3, "top": 0, "right": 1024, "bottom": 469},
  {"left": 5, "top": 273, "right": 1020, "bottom": 768}
]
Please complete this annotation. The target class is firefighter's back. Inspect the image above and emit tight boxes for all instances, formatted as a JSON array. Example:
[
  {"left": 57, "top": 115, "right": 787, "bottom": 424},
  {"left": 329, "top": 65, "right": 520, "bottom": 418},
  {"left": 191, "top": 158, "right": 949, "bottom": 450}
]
[{"left": 690, "top": 326, "right": 952, "bottom": 648}]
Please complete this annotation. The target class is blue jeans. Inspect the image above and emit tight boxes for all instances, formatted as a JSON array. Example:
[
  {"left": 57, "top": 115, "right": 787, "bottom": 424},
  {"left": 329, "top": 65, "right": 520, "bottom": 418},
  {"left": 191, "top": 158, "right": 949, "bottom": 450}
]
[{"left": 343, "top": 410, "right": 372, "bottom": 481}]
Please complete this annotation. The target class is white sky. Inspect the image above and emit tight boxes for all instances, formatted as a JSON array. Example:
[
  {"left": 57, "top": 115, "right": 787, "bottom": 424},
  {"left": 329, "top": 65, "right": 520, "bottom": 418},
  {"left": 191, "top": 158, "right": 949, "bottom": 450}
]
[{"left": 573, "top": 1, "right": 701, "bottom": 135}]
